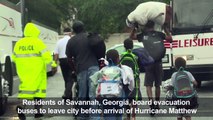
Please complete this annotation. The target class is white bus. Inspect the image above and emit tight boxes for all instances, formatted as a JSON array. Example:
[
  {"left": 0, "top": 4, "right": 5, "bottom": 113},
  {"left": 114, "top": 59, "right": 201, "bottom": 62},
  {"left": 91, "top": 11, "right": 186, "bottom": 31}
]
[
  {"left": 163, "top": 0, "right": 213, "bottom": 87},
  {"left": 0, "top": 1, "right": 58, "bottom": 115}
]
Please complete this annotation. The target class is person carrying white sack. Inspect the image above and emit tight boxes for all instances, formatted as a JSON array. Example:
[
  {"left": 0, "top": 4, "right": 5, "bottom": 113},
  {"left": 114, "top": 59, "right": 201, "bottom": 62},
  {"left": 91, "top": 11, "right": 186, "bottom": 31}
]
[{"left": 126, "top": 1, "right": 172, "bottom": 41}]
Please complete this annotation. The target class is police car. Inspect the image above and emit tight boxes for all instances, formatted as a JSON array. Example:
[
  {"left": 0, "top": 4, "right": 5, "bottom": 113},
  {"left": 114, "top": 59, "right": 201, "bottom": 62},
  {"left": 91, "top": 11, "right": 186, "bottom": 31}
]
[{"left": 107, "top": 42, "right": 143, "bottom": 55}]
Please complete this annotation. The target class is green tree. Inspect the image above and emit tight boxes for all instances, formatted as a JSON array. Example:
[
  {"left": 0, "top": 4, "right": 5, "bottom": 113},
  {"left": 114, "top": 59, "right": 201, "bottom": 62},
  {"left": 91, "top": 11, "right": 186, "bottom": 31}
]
[
  {"left": 24, "top": 0, "right": 75, "bottom": 31},
  {"left": 11, "top": 0, "right": 170, "bottom": 35},
  {"left": 70, "top": 0, "right": 170, "bottom": 38}
]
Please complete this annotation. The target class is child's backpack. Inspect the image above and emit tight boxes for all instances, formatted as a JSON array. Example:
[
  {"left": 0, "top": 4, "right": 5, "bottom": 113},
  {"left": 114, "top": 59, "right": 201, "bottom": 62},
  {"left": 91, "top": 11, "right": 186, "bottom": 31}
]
[
  {"left": 120, "top": 50, "right": 142, "bottom": 100},
  {"left": 173, "top": 67, "right": 196, "bottom": 99},
  {"left": 96, "top": 66, "right": 123, "bottom": 98},
  {"left": 173, "top": 68, "right": 199, "bottom": 109},
  {"left": 120, "top": 50, "right": 140, "bottom": 79},
  {"left": 132, "top": 47, "right": 154, "bottom": 66}
]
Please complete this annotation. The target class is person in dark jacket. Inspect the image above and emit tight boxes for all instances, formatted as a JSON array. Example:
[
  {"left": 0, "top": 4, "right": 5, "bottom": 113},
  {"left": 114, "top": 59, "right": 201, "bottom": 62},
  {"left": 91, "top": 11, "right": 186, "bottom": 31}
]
[{"left": 66, "top": 20, "right": 99, "bottom": 120}]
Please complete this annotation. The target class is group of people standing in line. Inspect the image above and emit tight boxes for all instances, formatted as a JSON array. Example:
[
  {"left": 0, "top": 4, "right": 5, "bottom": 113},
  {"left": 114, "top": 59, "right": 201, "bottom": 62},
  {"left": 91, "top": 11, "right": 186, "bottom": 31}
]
[
  {"left": 54, "top": 1, "right": 173, "bottom": 120},
  {"left": 12, "top": 1, "right": 197, "bottom": 120}
]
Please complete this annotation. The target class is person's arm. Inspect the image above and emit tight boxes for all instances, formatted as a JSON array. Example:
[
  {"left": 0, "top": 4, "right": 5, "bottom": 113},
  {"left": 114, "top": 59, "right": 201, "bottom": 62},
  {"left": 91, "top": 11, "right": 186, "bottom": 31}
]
[
  {"left": 129, "top": 27, "right": 138, "bottom": 40},
  {"left": 52, "top": 41, "right": 60, "bottom": 73},
  {"left": 126, "top": 16, "right": 140, "bottom": 40},
  {"left": 51, "top": 53, "right": 59, "bottom": 73},
  {"left": 163, "top": 24, "right": 173, "bottom": 43},
  {"left": 121, "top": 65, "right": 135, "bottom": 91},
  {"left": 53, "top": 53, "right": 59, "bottom": 64},
  {"left": 190, "top": 74, "right": 198, "bottom": 87},
  {"left": 188, "top": 72, "right": 198, "bottom": 87},
  {"left": 68, "top": 57, "right": 77, "bottom": 77},
  {"left": 38, "top": 39, "right": 53, "bottom": 65},
  {"left": 65, "top": 40, "right": 77, "bottom": 76},
  {"left": 192, "top": 80, "right": 198, "bottom": 87},
  {"left": 65, "top": 39, "right": 74, "bottom": 59},
  {"left": 127, "top": 68, "right": 135, "bottom": 91},
  {"left": 53, "top": 40, "right": 59, "bottom": 64},
  {"left": 164, "top": 5, "right": 172, "bottom": 43},
  {"left": 162, "top": 73, "right": 173, "bottom": 92},
  {"left": 90, "top": 71, "right": 101, "bottom": 86}
]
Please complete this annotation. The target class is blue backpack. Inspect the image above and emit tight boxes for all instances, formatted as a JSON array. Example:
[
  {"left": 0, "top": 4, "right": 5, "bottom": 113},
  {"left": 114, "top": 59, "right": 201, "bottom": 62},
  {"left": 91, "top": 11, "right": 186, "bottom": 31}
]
[
  {"left": 132, "top": 48, "right": 154, "bottom": 66},
  {"left": 173, "top": 68, "right": 199, "bottom": 109},
  {"left": 173, "top": 68, "right": 196, "bottom": 99}
]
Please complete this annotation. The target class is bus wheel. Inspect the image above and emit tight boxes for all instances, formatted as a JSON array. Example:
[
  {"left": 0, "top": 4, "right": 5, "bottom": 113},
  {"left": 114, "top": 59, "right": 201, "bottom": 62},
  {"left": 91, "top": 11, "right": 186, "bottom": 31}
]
[
  {"left": 4, "top": 56, "right": 13, "bottom": 96},
  {"left": 0, "top": 62, "right": 8, "bottom": 115}
]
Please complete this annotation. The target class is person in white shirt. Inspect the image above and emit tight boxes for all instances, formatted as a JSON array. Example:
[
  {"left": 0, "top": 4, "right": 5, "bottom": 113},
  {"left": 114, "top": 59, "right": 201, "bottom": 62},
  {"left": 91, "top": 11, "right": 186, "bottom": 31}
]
[
  {"left": 126, "top": 1, "right": 172, "bottom": 41},
  {"left": 53, "top": 28, "right": 75, "bottom": 99}
]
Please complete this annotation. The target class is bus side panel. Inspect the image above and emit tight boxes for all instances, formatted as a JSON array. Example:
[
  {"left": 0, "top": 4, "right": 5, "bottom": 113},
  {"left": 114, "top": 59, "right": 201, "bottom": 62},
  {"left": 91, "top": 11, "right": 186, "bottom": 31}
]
[
  {"left": 0, "top": 3, "right": 22, "bottom": 37},
  {"left": 172, "top": 32, "right": 213, "bottom": 81},
  {"left": 0, "top": 36, "right": 20, "bottom": 63},
  {"left": 34, "top": 24, "right": 59, "bottom": 52},
  {"left": 172, "top": 33, "right": 213, "bottom": 65}
]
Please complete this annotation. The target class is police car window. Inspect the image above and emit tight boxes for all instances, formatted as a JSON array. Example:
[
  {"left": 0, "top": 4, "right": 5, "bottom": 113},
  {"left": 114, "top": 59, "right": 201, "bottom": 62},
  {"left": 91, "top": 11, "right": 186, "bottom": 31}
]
[
  {"left": 133, "top": 45, "right": 142, "bottom": 49},
  {"left": 114, "top": 46, "right": 125, "bottom": 54}
]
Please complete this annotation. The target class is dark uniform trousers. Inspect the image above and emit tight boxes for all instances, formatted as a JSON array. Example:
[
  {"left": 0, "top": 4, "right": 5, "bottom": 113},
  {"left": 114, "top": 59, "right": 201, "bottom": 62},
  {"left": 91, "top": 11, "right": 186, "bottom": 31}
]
[{"left": 59, "top": 58, "right": 74, "bottom": 98}]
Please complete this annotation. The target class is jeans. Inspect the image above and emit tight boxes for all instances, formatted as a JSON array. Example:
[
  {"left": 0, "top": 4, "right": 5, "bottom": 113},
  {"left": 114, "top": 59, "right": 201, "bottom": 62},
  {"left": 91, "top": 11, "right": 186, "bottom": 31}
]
[{"left": 77, "top": 66, "right": 100, "bottom": 120}]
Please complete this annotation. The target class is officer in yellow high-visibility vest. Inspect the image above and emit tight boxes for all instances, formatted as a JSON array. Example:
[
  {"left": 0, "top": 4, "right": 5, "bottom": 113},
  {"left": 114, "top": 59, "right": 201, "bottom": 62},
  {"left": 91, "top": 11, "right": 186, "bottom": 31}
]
[{"left": 12, "top": 23, "right": 57, "bottom": 119}]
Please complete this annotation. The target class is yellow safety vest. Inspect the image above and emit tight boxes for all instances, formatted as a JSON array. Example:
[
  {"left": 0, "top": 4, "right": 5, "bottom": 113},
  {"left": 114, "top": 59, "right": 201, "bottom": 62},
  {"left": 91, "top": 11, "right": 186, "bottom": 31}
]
[{"left": 12, "top": 23, "right": 53, "bottom": 99}]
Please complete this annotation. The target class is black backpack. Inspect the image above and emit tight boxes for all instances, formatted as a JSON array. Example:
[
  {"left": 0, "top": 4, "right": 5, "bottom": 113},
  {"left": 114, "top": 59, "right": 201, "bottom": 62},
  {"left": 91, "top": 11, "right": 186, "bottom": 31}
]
[
  {"left": 88, "top": 33, "right": 106, "bottom": 60},
  {"left": 139, "top": 31, "right": 166, "bottom": 62}
]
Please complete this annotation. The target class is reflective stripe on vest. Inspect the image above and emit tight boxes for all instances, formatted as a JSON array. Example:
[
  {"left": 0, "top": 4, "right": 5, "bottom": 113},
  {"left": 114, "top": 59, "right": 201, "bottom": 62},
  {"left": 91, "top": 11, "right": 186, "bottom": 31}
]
[
  {"left": 14, "top": 53, "right": 41, "bottom": 58},
  {"left": 40, "top": 49, "right": 48, "bottom": 54},
  {"left": 19, "top": 89, "right": 46, "bottom": 94}
]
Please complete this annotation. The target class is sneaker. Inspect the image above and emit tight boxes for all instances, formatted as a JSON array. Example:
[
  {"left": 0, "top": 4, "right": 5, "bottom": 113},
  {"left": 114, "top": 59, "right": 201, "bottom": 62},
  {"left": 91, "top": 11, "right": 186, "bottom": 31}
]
[
  {"left": 34, "top": 113, "right": 44, "bottom": 118},
  {"left": 62, "top": 95, "right": 66, "bottom": 99},
  {"left": 62, "top": 95, "right": 72, "bottom": 100},
  {"left": 16, "top": 105, "right": 26, "bottom": 120},
  {"left": 155, "top": 105, "right": 160, "bottom": 109},
  {"left": 149, "top": 104, "right": 155, "bottom": 116}
]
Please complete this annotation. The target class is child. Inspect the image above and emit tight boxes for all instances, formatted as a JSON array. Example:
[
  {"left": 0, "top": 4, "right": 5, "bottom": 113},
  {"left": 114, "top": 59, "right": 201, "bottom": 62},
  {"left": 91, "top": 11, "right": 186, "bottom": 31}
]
[
  {"left": 120, "top": 38, "right": 141, "bottom": 120},
  {"left": 171, "top": 57, "right": 198, "bottom": 120},
  {"left": 91, "top": 49, "right": 134, "bottom": 120}
]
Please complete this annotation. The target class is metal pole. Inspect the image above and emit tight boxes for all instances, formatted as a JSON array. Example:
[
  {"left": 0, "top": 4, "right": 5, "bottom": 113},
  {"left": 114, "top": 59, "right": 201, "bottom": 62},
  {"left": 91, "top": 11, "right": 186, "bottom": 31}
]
[{"left": 20, "top": 0, "right": 25, "bottom": 34}]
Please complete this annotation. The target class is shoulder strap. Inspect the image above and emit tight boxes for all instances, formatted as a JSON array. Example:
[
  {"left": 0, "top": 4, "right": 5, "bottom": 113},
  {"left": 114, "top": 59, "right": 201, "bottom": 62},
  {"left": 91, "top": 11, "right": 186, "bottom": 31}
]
[
  {"left": 120, "top": 52, "right": 139, "bottom": 73},
  {"left": 178, "top": 67, "right": 184, "bottom": 72},
  {"left": 120, "top": 51, "right": 137, "bottom": 64}
]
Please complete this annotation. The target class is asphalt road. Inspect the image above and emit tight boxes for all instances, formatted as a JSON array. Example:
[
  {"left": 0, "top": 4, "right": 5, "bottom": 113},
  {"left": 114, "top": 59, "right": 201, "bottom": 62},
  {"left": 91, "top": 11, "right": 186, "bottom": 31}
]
[{"left": 1, "top": 70, "right": 213, "bottom": 120}]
